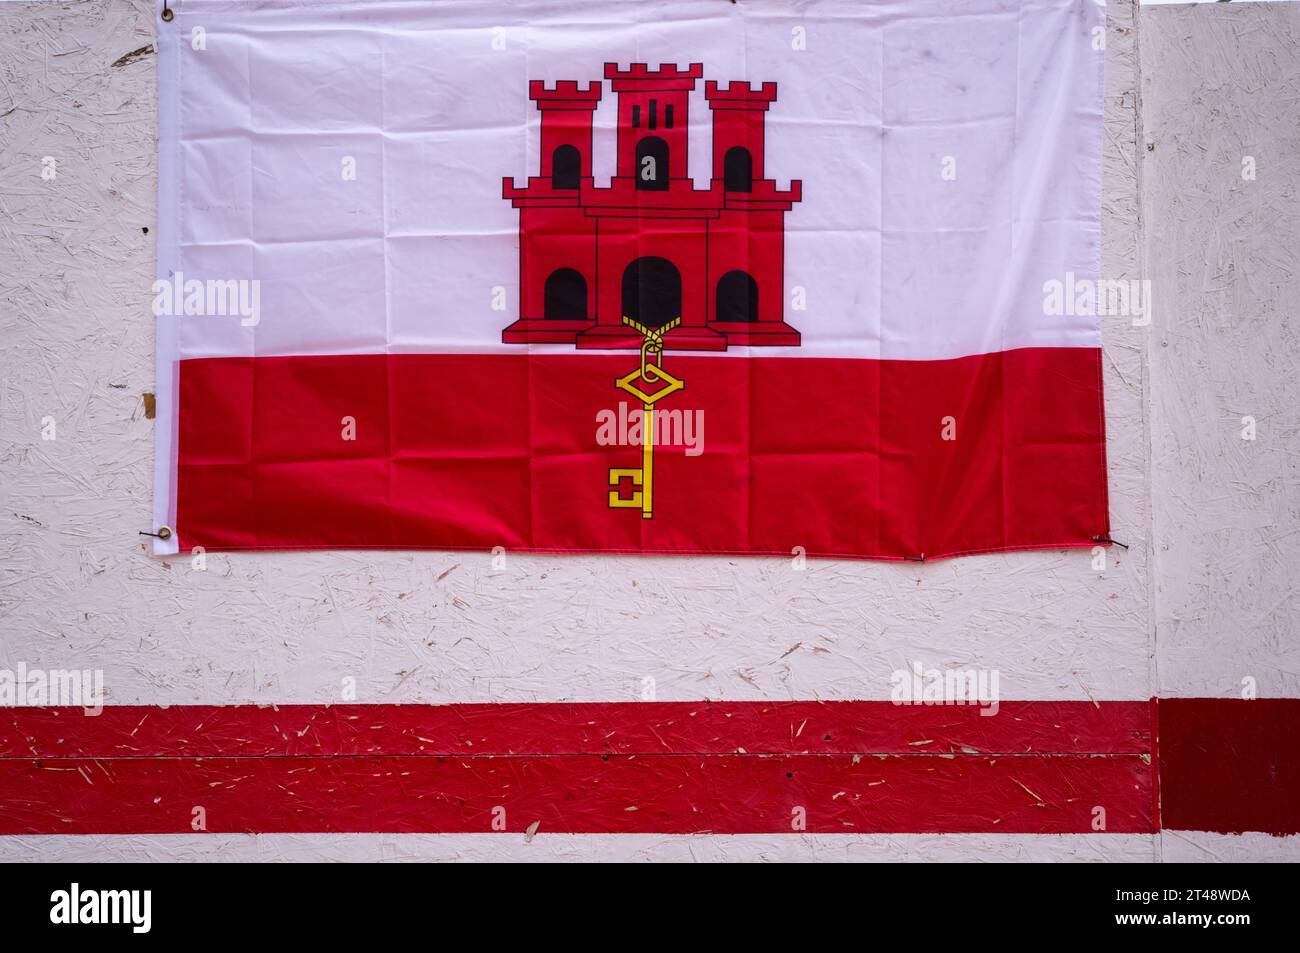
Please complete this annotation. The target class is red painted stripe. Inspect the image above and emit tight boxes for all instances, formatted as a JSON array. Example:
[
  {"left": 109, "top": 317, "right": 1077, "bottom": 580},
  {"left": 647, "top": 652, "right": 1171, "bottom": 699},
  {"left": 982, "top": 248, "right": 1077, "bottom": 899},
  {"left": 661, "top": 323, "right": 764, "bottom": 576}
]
[
  {"left": 175, "top": 347, "right": 1108, "bottom": 559},
  {"left": 0, "top": 753, "right": 1150, "bottom": 835},
  {"left": 0, "top": 702, "right": 1152, "bottom": 835},
  {"left": 9, "top": 701, "right": 1292, "bottom": 835},
  {"left": 0, "top": 701, "right": 1151, "bottom": 759},
  {"left": 1158, "top": 697, "right": 1300, "bottom": 836}
]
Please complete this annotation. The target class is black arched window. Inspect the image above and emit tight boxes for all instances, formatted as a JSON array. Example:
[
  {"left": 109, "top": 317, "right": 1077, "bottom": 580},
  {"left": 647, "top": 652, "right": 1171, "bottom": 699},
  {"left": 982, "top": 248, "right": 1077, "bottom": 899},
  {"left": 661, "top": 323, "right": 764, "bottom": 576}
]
[
  {"left": 544, "top": 268, "right": 587, "bottom": 321},
  {"left": 715, "top": 270, "right": 758, "bottom": 323},
  {"left": 622, "top": 257, "right": 681, "bottom": 327},
  {"left": 551, "top": 145, "right": 581, "bottom": 190},
  {"left": 723, "top": 146, "right": 753, "bottom": 193},
  {"left": 635, "top": 137, "right": 670, "bottom": 191}
]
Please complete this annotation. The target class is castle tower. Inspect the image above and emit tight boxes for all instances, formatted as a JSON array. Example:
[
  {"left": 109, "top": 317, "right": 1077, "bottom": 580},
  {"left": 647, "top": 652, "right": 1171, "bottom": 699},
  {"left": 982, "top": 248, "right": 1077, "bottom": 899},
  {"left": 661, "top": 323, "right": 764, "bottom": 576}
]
[
  {"left": 702, "top": 80, "right": 801, "bottom": 342},
  {"left": 704, "top": 80, "right": 775, "bottom": 191},
  {"left": 604, "top": 62, "right": 702, "bottom": 187},
  {"left": 575, "top": 62, "right": 722, "bottom": 350},
  {"left": 500, "top": 80, "right": 603, "bottom": 343},
  {"left": 531, "top": 79, "right": 603, "bottom": 187}
]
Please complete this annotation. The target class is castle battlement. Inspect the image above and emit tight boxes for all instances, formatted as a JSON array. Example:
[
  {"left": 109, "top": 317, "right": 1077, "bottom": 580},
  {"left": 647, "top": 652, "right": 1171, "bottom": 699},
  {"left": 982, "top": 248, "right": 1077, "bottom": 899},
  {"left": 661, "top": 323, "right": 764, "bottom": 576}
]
[
  {"left": 704, "top": 80, "right": 778, "bottom": 106},
  {"left": 528, "top": 80, "right": 604, "bottom": 105},
  {"left": 603, "top": 62, "right": 704, "bottom": 87}
]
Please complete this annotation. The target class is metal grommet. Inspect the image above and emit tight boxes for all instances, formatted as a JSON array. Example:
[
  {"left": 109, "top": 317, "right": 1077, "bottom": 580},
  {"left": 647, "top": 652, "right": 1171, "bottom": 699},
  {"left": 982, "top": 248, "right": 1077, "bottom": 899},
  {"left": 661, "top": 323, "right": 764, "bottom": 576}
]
[
  {"left": 161, "top": 3, "right": 174, "bottom": 22},
  {"left": 157, "top": 525, "right": 173, "bottom": 541}
]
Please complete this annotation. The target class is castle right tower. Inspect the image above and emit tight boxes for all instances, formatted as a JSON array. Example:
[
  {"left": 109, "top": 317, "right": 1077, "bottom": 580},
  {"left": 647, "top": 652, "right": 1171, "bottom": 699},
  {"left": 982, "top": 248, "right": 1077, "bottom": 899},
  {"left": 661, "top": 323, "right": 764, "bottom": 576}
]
[{"left": 702, "top": 79, "right": 800, "bottom": 343}]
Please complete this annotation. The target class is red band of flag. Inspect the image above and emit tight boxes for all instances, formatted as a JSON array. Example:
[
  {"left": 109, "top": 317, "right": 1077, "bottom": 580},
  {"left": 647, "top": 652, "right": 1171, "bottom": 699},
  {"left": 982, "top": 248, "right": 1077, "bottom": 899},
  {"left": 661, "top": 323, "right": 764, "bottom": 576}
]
[{"left": 174, "top": 347, "right": 1108, "bottom": 558}]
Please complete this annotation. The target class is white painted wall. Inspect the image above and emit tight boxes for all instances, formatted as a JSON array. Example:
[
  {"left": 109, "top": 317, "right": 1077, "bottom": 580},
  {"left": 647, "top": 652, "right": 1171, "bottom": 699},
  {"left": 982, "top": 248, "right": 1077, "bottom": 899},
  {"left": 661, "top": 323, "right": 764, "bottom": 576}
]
[
  {"left": 0, "top": 0, "right": 1295, "bottom": 861},
  {"left": 1139, "top": 2, "right": 1300, "bottom": 701}
]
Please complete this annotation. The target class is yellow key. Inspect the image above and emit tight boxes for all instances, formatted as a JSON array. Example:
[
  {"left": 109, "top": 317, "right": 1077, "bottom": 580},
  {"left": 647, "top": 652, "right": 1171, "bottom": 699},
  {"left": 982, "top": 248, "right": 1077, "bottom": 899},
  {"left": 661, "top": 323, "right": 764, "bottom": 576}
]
[{"left": 607, "top": 316, "right": 684, "bottom": 519}]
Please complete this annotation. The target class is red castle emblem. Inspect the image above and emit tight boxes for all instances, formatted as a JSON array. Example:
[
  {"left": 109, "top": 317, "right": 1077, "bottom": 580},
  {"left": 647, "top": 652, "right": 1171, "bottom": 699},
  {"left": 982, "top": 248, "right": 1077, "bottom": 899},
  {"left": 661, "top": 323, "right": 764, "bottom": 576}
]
[{"left": 502, "top": 62, "right": 803, "bottom": 351}]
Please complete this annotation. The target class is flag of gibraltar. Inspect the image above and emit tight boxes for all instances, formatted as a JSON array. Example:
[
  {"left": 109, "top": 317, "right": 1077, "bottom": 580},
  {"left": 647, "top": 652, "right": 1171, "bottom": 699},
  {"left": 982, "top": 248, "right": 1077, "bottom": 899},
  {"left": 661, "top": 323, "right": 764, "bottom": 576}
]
[{"left": 151, "top": 0, "right": 1109, "bottom": 561}]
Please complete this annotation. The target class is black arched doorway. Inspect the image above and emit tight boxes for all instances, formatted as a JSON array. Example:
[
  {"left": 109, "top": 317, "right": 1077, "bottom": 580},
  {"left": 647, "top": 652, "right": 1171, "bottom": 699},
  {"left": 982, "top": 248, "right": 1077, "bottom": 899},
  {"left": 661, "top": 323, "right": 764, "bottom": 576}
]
[
  {"left": 715, "top": 270, "right": 758, "bottom": 323},
  {"left": 723, "top": 146, "right": 753, "bottom": 193},
  {"left": 544, "top": 268, "right": 587, "bottom": 320},
  {"left": 622, "top": 257, "right": 681, "bottom": 327},
  {"left": 551, "top": 144, "right": 580, "bottom": 190},
  {"left": 635, "top": 136, "right": 670, "bottom": 191}
]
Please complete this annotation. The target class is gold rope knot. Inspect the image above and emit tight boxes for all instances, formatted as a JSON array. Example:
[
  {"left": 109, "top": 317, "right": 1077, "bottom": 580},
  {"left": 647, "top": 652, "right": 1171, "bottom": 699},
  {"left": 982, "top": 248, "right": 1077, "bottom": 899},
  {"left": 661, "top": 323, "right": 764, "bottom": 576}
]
[{"left": 622, "top": 316, "right": 680, "bottom": 381}]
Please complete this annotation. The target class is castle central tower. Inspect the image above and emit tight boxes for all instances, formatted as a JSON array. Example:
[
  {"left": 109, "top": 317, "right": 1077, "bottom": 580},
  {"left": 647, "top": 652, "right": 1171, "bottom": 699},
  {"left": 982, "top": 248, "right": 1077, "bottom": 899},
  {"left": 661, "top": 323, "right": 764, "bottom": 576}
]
[{"left": 605, "top": 62, "right": 700, "bottom": 187}]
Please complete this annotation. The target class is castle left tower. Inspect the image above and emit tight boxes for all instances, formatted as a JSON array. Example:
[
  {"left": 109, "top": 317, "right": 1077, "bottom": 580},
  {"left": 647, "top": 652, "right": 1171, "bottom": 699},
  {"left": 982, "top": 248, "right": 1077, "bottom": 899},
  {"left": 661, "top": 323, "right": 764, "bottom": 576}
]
[{"left": 501, "top": 79, "right": 603, "bottom": 343}]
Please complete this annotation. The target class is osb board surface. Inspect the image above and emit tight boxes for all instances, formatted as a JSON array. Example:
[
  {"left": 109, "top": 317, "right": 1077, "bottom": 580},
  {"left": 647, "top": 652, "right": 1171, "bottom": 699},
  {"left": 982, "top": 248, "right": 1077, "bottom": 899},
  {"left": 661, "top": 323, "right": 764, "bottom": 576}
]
[{"left": 1138, "top": 1, "right": 1300, "bottom": 700}]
